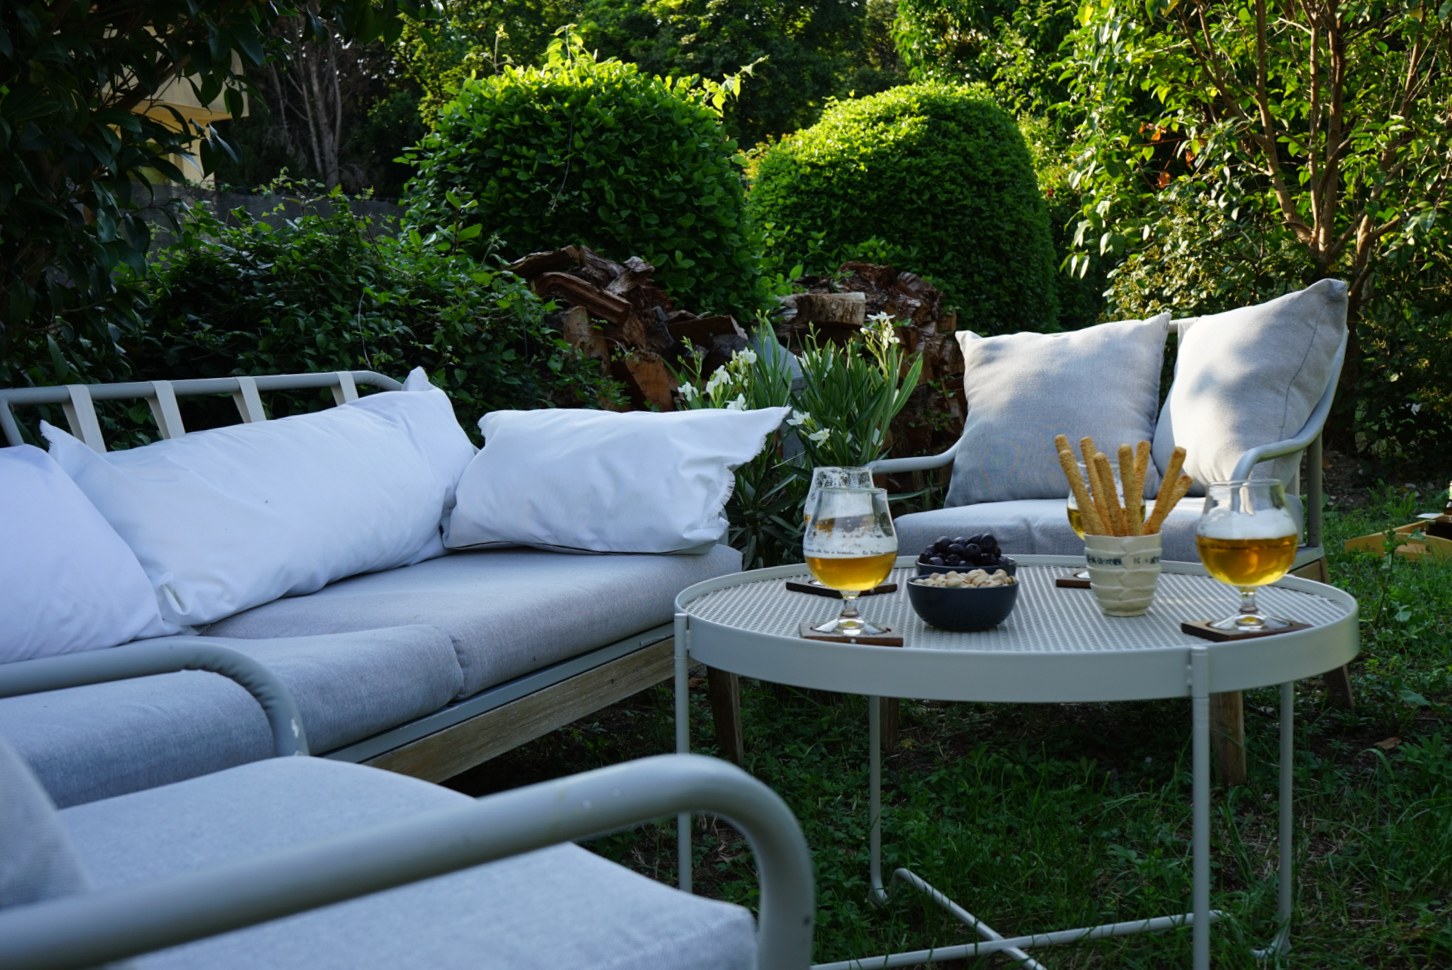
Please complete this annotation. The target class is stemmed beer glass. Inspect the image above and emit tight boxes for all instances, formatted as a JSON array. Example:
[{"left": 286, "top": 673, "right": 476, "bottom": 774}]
[
  {"left": 803, "top": 486, "right": 898, "bottom": 636},
  {"left": 1195, "top": 479, "right": 1300, "bottom": 631}
]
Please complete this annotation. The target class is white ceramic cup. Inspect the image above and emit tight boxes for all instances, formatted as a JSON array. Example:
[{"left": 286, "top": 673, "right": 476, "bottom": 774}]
[{"left": 1083, "top": 532, "right": 1163, "bottom": 616}]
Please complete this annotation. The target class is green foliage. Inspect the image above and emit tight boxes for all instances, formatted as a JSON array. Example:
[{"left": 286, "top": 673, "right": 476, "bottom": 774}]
[
  {"left": 1059, "top": 0, "right": 1452, "bottom": 457},
  {"left": 0, "top": 0, "right": 425, "bottom": 390},
  {"left": 747, "top": 82, "right": 1059, "bottom": 332},
  {"left": 401, "top": 32, "right": 763, "bottom": 316},
  {"left": 130, "top": 184, "right": 623, "bottom": 427},
  {"left": 673, "top": 316, "right": 922, "bottom": 569},
  {"left": 577, "top": 0, "right": 905, "bottom": 148}
]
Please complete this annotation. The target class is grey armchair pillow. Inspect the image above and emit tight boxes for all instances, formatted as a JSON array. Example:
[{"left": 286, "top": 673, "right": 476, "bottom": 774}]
[
  {"left": 947, "top": 314, "right": 1170, "bottom": 506},
  {"left": 1153, "top": 279, "right": 1348, "bottom": 492}
]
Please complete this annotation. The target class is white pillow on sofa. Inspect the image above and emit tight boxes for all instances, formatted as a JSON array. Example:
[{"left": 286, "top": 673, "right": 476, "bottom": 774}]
[
  {"left": 1153, "top": 279, "right": 1347, "bottom": 491},
  {"left": 947, "top": 314, "right": 1170, "bottom": 506},
  {"left": 1, "top": 445, "right": 176, "bottom": 662},
  {"left": 43, "top": 396, "right": 449, "bottom": 627},
  {"left": 445, "top": 406, "right": 790, "bottom": 554}
]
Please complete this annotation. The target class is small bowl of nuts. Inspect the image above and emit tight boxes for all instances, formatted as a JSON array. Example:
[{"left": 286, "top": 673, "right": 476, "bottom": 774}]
[
  {"left": 907, "top": 568, "right": 1019, "bottom": 632},
  {"left": 916, "top": 533, "right": 1016, "bottom": 578}
]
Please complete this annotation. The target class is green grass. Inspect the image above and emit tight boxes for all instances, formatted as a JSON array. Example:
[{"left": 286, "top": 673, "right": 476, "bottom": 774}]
[{"left": 448, "top": 483, "right": 1452, "bottom": 968}]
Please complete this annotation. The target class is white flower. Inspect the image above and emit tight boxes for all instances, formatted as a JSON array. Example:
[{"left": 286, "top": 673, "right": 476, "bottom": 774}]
[
  {"left": 678, "top": 383, "right": 700, "bottom": 402},
  {"left": 704, "top": 368, "right": 731, "bottom": 397},
  {"left": 725, "top": 394, "right": 748, "bottom": 411},
  {"left": 807, "top": 427, "right": 831, "bottom": 444},
  {"left": 787, "top": 409, "right": 812, "bottom": 428},
  {"left": 732, "top": 347, "right": 758, "bottom": 367},
  {"left": 1411, "top": 402, "right": 1422, "bottom": 415}
]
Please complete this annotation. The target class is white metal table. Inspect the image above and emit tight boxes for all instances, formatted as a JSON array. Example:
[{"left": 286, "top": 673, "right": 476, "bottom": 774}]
[{"left": 672, "top": 555, "right": 1359, "bottom": 970}]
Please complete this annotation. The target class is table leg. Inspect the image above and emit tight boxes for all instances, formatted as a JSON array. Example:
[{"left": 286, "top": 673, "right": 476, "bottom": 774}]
[
  {"left": 869, "top": 695, "right": 886, "bottom": 904},
  {"left": 1191, "top": 647, "right": 1212, "bottom": 970},
  {"left": 1253, "top": 681, "right": 1296, "bottom": 958},
  {"left": 675, "top": 615, "right": 693, "bottom": 893}
]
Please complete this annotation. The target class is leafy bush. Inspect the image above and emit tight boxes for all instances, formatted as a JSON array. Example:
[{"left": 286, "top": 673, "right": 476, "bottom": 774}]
[
  {"left": 746, "top": 82, "right": 1058, "bottom": 332},
  {"left": 401, "top": 33, "right": 763, "bottom": 316},
  {"left": 130, "top": 185, "right": 623, "bottom": 430}
]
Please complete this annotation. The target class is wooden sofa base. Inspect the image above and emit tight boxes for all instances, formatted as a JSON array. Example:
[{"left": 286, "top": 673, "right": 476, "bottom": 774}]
[{"left": 360, "top": 639, "right": 678, "bottom": 783}]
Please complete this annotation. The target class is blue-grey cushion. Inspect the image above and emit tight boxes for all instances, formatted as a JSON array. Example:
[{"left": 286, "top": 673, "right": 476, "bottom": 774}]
[
  {"left": 0, "top": 626, "right": 462, "bottom": 807},
  {"left": 61, "top": 757, "right": 757, "bottom": 970},
  {"left": 204, "top": 545, "right": 743, "bottom": 698},
  {"left": 0, "top": 736, "right": 92, "bottom": 908},
  {"left": 1154, "top": 279, "right": 1347, "bottom": 492},
  {"left": 893, "top": 496, "right": 1228, "bottom": 565},
  {"left": 947, "top": 314, "right": 1170, "bottom": 506}
]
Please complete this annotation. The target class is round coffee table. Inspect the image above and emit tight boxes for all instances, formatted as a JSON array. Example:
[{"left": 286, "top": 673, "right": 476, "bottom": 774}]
[{"left": 672, "top": 555, "right": 1359, "bottom": 970}]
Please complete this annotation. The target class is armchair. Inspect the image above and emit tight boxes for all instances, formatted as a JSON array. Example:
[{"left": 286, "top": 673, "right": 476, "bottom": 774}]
[{"left": 0, "top": 642, "right": 815, "bottom": 970}]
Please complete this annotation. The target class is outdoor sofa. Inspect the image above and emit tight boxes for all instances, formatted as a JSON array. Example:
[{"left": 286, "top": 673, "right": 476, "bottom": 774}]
[{"left": 0, "top": 368, "right": 787, "bottom": 808}]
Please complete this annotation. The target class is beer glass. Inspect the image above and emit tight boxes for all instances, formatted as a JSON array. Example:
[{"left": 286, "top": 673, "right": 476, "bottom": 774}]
[
  {"left": 803, "top": 486, "right": 898, "bottom": 636},
  {"left": 804, "top": 466, "right": 875, "bottom": 527},
  {"left": 1195, "top": 479, "right": 1300, "bottom": 631}
]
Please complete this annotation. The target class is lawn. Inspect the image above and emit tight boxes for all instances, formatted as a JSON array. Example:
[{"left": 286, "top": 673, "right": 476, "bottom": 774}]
[{"left": 448, "top": 480, "right": 1452, "bottom": 968}]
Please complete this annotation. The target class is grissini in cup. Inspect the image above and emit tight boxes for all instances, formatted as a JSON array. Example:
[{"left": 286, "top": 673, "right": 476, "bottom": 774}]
[{"left": 1055, "top": 438, "right": 1194, "bottom": 536}]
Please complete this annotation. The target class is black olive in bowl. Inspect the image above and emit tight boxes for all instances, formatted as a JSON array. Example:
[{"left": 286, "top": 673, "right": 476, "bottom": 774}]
[
  {"left": 907, "top": 575, "right": 1019, "bottom": 632},
  {"left": 915, "top": 555, "right": 1016, "bottom": 578}
]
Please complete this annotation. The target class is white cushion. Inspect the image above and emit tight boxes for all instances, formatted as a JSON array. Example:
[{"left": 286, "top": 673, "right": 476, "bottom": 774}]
[
  {"left": 0, "top": 445, "right": 176, "bottom": 662},
  {"left": 445, "top": 407, "right": 790, "bottom": 554},
  {"left": 349, "top": 368, "right": 478, "bottom": 560},
  {"left": 43, "top": 396, "right": 449, "bottom": 627},
  {"left": 947, "top": 314, "right": 1170, "bottom": 506},
  {"left": 1153, "top": 279, "right": 1347, "bottom": 491}
]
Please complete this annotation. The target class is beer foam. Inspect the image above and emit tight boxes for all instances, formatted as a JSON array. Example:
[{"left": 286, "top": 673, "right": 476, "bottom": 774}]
[
  {"left": 1198, "top": 507, "right": 1298, "bottom": 540},
  {"left": 804, "top": 534, "right": 898, "bottom": 557}
]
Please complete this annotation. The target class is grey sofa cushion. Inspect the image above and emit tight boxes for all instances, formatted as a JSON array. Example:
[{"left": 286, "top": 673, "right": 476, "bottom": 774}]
[
  {"left": 205, "top": 545, "right": 743, "bottom": 698},
  {"left": 61, "top": 757, "right": 758, "bottom": 970},
  {"left": 0, "top": 625, "right": 462, "bottom": 807},
  {"left": 0, "top": 737, "right": 92, "bottom": 908},
  {"left": 892, "top": 496, "right": 1217, "bottom": 565}
]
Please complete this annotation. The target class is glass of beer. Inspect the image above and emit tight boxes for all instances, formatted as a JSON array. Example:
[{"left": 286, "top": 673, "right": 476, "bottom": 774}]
[
  {"left": 1195, "top": 479, "right": 1300, "bottom": 631},
  {"left": 803, "top": 485, "right": 898, "bottom": 636}
]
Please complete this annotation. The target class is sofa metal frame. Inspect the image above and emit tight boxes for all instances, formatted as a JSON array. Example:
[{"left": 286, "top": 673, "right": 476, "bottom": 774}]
[
  {"left": 0, "top": 371, "right": 688, "bottom": 782},
  {"left": 0, "top": 641, "right": 815, "bottom": 970}
]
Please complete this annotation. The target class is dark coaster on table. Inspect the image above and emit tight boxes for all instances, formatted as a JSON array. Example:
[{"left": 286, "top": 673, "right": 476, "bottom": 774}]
[
  {"left": 797, "top": 622, "right": 904, "bottom": 647},
  {"left": 1054, "top": 576, "right": 1093, "bottom": 589},
  {"left": 1180, "top": 620, "right": 1312, "bottom": 642},
  {"left": 785, "top": 580, "right": 898, "bottom": 598}
]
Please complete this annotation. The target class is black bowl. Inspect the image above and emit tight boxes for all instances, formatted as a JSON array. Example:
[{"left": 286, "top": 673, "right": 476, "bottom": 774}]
[
  {"left": 915, "top": 555, "right": 1017, "bottom": 578},
  {"left": 907, "top": 575, "right": 1019, "bottom": 632}
]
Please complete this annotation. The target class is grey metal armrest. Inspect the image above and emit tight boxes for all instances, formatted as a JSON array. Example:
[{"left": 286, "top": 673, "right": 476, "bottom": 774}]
[
  {"left": 0, "top": 753, "right": 815, "bottom": 970},
  {"left": 869, "top": 439, "right": 961, "bottom": 476},
  {"left": 0, "top": 639, "right": 308, "bottom": 757}
]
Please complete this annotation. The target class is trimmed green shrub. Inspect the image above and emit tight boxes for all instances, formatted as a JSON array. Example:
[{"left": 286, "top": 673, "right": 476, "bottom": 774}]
[
  {"left": 401, "top": 34, "right": 763, "bottom": 316},
  {"left": 130, "top": 185, "right": 623, "bottom": 431},
  {"left": 747, "top": 82, "right": 1058, "bottom": 332}
]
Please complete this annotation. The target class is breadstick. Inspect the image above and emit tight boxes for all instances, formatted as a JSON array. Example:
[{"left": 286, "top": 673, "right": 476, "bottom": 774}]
[
  {"left": 1078, "top": 436, "right": 1099, "bottom": 476},
  {"left": 1058, "top": 448, "right": 1105, "bottom": 536},
  {"left": 1117, "top": 443, "right": 1141, "bottom": 536},
  {"left": 1094, "top": 452, "right": 1128, "bottom": 536},
  {"left": 1160, "top": 445, "right": 1187, "bottom": 495},
  {"left": 1133, "top": 440, "right": 1152, "bottom": 526},
  {"left": 1144, "top": 473, "right": 1194, "bottom": 534}
]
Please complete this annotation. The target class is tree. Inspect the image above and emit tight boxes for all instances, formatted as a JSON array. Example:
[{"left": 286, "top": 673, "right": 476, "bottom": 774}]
[
  {"left": 1061, "top": 0, "right": 1452, "bottom": 446},
  {"left": 0, "top": 0, "right": 426, "bottom": 386}
]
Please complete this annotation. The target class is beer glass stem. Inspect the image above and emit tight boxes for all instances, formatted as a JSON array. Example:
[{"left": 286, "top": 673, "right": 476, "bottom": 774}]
[{"left": 1239, "top": 587, "right": 1262, "bottom": 620}]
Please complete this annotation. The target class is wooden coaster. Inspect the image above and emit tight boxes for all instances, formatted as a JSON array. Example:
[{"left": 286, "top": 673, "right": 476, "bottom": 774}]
[
  {"left": 785, "top": 580, "right": 898, "bottom": 599},
  {"left": 797, "top": 622, "right": 903, "bottom": 646},
  {"left": 1054, "top": 576, "right": 1092, "bottom": 589},
  {"left": 1180, "top": 620, "right": 1311, "bottom": 642}
]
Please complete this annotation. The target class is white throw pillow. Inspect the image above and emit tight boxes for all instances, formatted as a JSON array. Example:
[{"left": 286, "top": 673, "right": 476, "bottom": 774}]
[
  {"left": 350, "top": 367, "right": 479, "bottom": 560},
  {"left": 445, "top": 406, "right": 791, "bottom": 554},
  {"left": 947, "top": 314, "right": 1170, "bottom": 506},
  {"left": 1153, "top": 279, "right": 1347, "bottom": 491},
  {"left": 43, "top": 397, "right": 448, "bottom": 627},
  {"left": 1, "top": 446, "right": 176, "bottom": 662}
]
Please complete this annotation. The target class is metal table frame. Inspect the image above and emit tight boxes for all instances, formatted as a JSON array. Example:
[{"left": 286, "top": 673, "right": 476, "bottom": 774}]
[{"left": 673, "top": 555, "right": 1359, "bottom": 970}]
